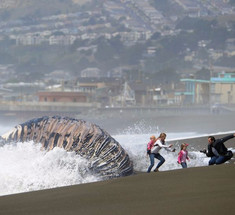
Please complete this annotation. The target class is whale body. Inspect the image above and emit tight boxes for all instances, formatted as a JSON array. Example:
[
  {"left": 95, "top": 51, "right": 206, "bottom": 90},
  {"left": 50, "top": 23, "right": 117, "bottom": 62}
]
[{"left": 0, "top": 116, "right": 133, "bottom": 178}]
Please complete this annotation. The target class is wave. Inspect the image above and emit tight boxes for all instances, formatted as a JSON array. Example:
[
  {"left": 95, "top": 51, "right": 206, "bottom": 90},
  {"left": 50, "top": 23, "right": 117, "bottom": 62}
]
[{"left": 0, "top": 141, "right": 100, "bottom": 196}]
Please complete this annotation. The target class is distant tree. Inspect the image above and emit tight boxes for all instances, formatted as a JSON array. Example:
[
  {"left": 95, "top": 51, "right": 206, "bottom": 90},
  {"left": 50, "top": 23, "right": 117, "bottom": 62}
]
[
  {"left": 120, "top": 44, "right": 144, "bottom": 65},
  {"left": 94, "top": 36, "right": 124, "bottom": 62},
  {"left": 70, "top": 39, "right": 89, "bottom": 52},
  {"left": 123, "top": 69, "right": 142, "bottom": 82},
  {"left": 229, "top": 0, "right": 235, "bottom": 5},
  {"left": 209, "top": 27, "right": 229, "bottom": 49},
  {"left": 0, "top": 11, "right": 10, "bottom": 21},
  {"left": 0, "top": 36, "right": 15, "bottom": 49},
  {"left": 116, "top": 23, "right": 130, "bottom": 32},
  {"left": 77, "top": 57, "right": 90, "bottom": 71},
  {"left": 176, "top": 17, "right": 217, "bottom": 40},
  {"left": 151, "top": 32, "right": 161, "bottom": 40},
  {"left": 150, "top": 0, "right": 183, "bottom": 15},
  {"left": 109, "top": 36, "right": 124, "bottom": 55},
  {"left": 16, "top": 62, "right": 53, "bottom": 81},
  {"left": 118, "top": 16, "right": 126, "bottom": 22},
  {"left": 150, "top": 68, "right": 180, "bottom": 84},
  {"left": 0, "top": 51, "right": 15, "bottom": 64},
  {"left": 197, "top": 48, "right": 209, "bottom": 61},
  {"left": 80, "top": 49, "right": 93, "bottom": 56},
  {"left": 85, "top": 17, "right": 97, "bottom": 25},
  {"left": 195, "top": 68, "right": 210, "bottom": 80},
  {"left": 95, "top": 39, "right": 116, "bottom": 62},
  {"left": 215, "top": 55, "right": 235, "bottom": 67}
]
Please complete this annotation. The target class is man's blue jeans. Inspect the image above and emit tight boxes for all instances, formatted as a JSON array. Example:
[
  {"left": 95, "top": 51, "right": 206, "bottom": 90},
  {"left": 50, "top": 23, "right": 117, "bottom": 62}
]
[
  {"left": 209, "top": 156, "right": 226, "bottom": 165},
  {"left": 147, "top": 153, "right": 165, "bottom": 172}
]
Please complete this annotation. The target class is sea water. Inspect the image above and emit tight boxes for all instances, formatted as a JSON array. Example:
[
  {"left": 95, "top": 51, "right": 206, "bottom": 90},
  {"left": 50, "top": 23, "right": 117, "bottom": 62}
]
[{"left": 0, "top": 122, "right": 232, "bottom": 197}]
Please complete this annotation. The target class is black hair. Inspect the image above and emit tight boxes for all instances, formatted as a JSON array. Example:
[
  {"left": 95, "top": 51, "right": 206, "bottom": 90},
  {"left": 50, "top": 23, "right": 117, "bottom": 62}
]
[{"left": 208, "top": 136, "right": 215, "bottom": 142}]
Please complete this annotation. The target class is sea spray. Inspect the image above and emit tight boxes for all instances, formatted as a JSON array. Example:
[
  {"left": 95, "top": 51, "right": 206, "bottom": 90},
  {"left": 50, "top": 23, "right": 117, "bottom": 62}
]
[
  {"left": 0, "top": 141, "right": 100, "bottom": 196},
  {"left": 114, "top": 133, "right": 210, "bottom": 172},
  {"left": 117, "top": 119, "right": 160, "bottom": 135}
]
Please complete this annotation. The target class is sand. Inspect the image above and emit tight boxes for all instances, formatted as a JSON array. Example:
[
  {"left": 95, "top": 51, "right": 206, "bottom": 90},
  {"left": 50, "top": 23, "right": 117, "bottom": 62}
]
[{"left": 0, "top": 164, "right": 235, "bottom": 215}]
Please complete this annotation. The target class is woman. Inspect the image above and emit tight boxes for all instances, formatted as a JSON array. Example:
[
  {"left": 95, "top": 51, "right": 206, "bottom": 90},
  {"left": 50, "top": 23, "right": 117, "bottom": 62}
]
[{"left": 147, "top": 133, "right": 174, "bottom": 173}]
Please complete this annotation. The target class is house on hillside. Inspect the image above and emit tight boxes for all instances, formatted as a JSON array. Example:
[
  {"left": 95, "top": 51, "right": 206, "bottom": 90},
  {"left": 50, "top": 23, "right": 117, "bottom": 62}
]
[{"left": 80, "top": 68, "right": 102, "bottom": 78}]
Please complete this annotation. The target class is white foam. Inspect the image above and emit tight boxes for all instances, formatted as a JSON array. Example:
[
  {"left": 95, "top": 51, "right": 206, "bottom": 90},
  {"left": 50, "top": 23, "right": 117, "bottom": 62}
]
[
  {"left": 0, "top": 141, "right": 100, "bottom": 196},
  {"left": 114, "top": 132, "right": 210, "bottom": 173}
]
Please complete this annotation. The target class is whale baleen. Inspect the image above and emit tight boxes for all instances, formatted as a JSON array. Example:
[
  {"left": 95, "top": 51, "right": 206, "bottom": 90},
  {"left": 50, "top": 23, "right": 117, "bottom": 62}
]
[{"left": 0, "top": 116, "right": 133, "bottom": 178}]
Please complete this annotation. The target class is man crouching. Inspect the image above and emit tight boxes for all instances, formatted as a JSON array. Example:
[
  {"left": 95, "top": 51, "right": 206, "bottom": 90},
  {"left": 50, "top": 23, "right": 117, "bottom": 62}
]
[{"left": 201, "top": 134, "right": 235, "bottom": 165}]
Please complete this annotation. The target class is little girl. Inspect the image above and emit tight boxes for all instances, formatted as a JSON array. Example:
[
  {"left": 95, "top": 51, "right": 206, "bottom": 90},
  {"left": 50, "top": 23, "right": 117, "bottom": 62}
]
[{"left": 178, "top": 143, "right": 190, "bottom": 168}]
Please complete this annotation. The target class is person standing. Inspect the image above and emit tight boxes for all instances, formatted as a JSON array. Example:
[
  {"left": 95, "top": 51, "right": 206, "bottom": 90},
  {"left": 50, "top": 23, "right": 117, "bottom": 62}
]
[
  {"left": 147, "top": 133, "right": 174, "bottom": 173},
  {"left": 177, "top": 143, "right": 190, "bottom": 168},
  {"left": 201, "top": 134, "right": 235, "bottom": 165}
]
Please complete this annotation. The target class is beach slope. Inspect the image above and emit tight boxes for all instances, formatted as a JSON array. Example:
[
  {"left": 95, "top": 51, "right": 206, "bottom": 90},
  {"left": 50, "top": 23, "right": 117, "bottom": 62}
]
[{"left": 0, "top": 164, "right": 235, "bottom": 215}]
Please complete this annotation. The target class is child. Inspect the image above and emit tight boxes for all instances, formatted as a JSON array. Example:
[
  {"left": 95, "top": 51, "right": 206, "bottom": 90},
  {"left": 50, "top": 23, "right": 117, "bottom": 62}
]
[
  {"left": 178, "top": 143, "right": 190, "bottom": 168},
  {"left": 147, "top": 135, "right": 157, "bottom": 156}
]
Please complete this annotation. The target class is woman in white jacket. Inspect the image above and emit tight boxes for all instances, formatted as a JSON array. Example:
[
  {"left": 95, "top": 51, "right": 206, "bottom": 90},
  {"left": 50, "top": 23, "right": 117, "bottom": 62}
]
[{"left": 147, "top": 133, "right": 174, "bottom": 172}]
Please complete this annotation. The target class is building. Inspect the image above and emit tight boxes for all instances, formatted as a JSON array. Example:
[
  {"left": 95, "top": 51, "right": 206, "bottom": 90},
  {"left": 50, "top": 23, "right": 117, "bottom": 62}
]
[
  {"left": 49, "top": 35, "right": 76, "bottom": 45},
  {"left": 175, "top": 79, "right": 210, "bottom": 105},
  {"left": 176, "top": 72, "right": 235, "bottom": 105},
  {"left": 37, "top": 91, "right": 89, "bottom": 103},
  {"left": 80, "top": 68, "right": 102, "bottom": 78},
  {"left": 211, "top": 72, "right": 235, "bottom": 104},
  {"left": 75, "top": 77, "right": 124, "bottom": 106}
]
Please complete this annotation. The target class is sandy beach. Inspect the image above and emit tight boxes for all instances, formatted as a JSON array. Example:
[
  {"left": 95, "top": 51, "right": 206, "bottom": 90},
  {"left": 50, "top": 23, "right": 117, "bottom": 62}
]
[{"left": 0, "top": 163, "right": 235, "bottom": 215}]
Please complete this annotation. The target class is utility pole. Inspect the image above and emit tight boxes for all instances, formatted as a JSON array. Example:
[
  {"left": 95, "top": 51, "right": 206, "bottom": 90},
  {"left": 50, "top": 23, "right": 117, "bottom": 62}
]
[{"left": 209, "top": 60, "right": 213, "bottom": 112}]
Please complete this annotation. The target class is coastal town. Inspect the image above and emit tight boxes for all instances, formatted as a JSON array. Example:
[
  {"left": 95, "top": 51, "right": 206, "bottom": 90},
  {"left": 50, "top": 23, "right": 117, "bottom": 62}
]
[
  {"left": 0, "top": 0, "right": 235, "bottom": 113},
  {"left": 1, "top": 2, "right": 235, "bottom": 213}
]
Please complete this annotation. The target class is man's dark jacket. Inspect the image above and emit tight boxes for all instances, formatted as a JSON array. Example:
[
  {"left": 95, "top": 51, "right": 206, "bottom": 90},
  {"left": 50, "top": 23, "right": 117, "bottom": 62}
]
[{"left": 206, "top": 134, "right": 234, "bottom": 157}]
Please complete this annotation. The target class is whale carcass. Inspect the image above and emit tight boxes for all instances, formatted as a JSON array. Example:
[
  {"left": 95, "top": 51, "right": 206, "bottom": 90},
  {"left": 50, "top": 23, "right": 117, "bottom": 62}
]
[{"left": 0, "top": 116, "right": 133, "bottom": 178}]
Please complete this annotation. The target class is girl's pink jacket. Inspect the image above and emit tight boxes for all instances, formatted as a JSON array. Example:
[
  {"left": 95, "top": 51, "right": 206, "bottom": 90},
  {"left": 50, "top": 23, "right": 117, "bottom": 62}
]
[
  {"left": 147, "top": 140, "right": 155, "bottom": 150},
  {"left": 178, "top": 150, "right": 189, "bottom": 163}
]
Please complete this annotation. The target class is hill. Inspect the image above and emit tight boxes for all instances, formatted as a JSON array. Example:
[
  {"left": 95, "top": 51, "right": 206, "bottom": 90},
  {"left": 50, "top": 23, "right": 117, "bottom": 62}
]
[{"left": 0, "top": 0, "right": 91, "bottom": 21}]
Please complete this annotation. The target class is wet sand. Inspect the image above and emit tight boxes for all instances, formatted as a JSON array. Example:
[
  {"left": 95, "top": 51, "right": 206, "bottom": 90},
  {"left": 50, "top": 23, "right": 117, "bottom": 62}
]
[{"left": 0, "top": 164, "right": 235, "bottom": 215}]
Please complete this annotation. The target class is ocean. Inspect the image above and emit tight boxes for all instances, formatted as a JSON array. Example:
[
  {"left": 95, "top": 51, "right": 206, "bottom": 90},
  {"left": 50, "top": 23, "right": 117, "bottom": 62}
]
[{"left": 0, "top": 121, "right": 233, "bottom": 197}]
